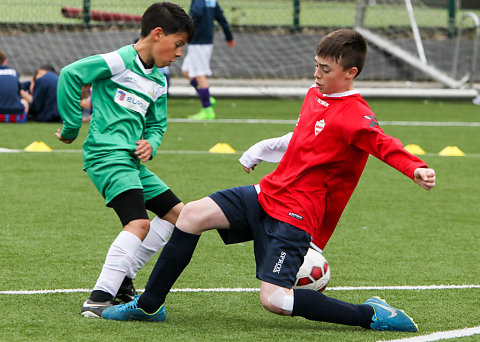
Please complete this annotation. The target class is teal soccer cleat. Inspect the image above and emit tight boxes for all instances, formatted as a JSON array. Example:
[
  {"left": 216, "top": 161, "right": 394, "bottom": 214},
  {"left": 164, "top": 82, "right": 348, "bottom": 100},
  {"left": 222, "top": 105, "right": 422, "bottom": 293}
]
[
  {"left": 364, "top": 296, "right": 418, "bottom": 332},
  {"left": 102, "top": 295, "right": 166, "bottom": 322}
]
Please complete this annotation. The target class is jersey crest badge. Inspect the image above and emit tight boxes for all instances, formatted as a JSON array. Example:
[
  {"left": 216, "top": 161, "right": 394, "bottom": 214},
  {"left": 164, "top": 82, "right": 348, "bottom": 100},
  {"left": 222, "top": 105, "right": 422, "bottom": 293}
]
[{"left": 315, "top": 119, "right": 325, "bottom": 136}]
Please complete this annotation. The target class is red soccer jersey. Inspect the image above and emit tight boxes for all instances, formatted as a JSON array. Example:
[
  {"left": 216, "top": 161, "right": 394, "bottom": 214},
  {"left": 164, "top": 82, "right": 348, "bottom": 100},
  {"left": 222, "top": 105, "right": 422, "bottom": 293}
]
[{"left": 258, "top": 86, "right": 427, "bottom": 249}]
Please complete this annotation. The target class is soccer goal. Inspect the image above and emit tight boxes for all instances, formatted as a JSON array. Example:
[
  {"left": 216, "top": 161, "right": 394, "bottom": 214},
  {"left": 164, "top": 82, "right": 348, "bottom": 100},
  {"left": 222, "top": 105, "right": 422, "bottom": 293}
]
[{"left": 354, "top": 0, "right": 479, "bottom": 90}]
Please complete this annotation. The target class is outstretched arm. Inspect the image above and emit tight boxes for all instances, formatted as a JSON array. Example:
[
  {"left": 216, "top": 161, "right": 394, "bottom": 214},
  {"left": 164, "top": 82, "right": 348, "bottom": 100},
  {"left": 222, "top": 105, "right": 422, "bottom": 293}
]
[
  {"left": 413, "top": 168, "right": 436, "bottom": 190},
  {"left": 239, "top": 132, "right": 293, "bottom": 173}
]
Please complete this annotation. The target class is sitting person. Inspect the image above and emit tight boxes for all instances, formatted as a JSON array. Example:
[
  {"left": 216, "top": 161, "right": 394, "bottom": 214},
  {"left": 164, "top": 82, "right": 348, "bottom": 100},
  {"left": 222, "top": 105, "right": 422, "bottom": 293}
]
[
  {"left": 21, "top": 65, "right": 61, "bottom": 122},
  {"left": 0, "top": 49, "right": 28, "bottom": 123}
]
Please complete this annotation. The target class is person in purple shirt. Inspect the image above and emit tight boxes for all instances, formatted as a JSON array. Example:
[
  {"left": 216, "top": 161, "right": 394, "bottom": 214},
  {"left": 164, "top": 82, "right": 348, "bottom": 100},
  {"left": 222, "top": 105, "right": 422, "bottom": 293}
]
[{"left": 0, "top": 49, "right": 29, "bottom": 123}]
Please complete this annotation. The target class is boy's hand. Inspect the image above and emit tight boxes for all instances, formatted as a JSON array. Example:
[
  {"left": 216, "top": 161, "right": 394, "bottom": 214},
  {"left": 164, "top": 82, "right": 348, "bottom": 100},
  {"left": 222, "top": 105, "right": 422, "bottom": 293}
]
[
  {"left": 226, "top": 40, "right": 236, "bottom": 48},
  {"left": 55, "top": 128, "right": 76, "bottom": 144},
  {"left": 241, "top": 164, "right": 256, "bottom": 174},
  {"left": 20, "top": 89, "right": 33, "bottom": 103},
  {"left": 135, "top": 139, "right": 152, "bottom": 162},
  {"left": 413, "top": 167, "right": 436, "bottom": 190}
]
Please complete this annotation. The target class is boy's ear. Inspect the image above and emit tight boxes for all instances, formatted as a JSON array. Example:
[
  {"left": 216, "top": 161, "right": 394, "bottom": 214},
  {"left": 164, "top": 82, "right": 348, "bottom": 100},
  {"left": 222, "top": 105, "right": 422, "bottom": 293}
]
[
  {"left": 346, "top": 67, "right": 358, "bottom": 79},
  {"left": 152, "top": 27, "right": 164, "bottom": 41}
]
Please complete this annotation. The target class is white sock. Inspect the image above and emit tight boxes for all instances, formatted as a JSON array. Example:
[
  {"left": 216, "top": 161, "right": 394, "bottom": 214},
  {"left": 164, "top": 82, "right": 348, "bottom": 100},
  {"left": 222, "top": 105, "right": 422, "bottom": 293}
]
[
  {"left": 93, "top": 230, "right": 142, "bottom": 297},
  {"left": 127, "top": 216, "right": 174, "bottom": 279}
]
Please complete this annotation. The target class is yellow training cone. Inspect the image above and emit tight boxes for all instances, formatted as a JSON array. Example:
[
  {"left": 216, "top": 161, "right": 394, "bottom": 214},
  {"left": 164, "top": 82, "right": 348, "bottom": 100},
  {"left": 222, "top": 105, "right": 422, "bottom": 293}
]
[
  {"left": 438, "top": 146, "right": 465, "bottom": 157},
  {"left": 209, "top": 143, "right": 236, "bottom": 154},
  {"left": 24, "top": 141, "right": 52, "bottom": 152},
  {"left": 404, "top": 144, "right": 426, "bottom": 155}
]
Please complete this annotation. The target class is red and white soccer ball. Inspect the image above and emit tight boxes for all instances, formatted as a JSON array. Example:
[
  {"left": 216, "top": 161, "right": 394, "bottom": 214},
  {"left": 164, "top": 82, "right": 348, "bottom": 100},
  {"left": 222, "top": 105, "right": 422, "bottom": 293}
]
[{"left": 294, "top": 248, "right": 330, "bottom": 292}]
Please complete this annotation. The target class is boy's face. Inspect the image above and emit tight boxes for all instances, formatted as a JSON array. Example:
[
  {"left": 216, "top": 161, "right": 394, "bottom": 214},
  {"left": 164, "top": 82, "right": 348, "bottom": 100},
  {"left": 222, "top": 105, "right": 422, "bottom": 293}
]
[
  {"left": 314, "top": 55, "right": 357, "bottom": 94},
  {"left": 151, "top": 29, "right": 189, "bottom": 68}
]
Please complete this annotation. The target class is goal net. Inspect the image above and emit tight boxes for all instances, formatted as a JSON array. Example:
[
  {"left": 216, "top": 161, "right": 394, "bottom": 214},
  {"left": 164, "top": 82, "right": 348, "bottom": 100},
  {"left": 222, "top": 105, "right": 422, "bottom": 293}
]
[{"left": 1, "top": 0, "right": 478, "bottom": 89}]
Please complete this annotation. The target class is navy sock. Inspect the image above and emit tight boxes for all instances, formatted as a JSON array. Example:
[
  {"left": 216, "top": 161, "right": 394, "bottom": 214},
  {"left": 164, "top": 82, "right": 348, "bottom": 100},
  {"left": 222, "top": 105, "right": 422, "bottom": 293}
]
[
  {"left": 197, "top": 88, "right": 211, "bottom": 108},
  {"left": 292, "top": 289, "right": 374, "bottom": 329},
  {"left": 137, "top": 227, "right": 200, "bottom": 313}
]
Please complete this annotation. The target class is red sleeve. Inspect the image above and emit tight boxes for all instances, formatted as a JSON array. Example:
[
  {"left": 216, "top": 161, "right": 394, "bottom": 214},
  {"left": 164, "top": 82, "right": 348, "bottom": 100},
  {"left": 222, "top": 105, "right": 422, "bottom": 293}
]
[{"left": 343, "top": 104, "right": 427, "bottom": 179}]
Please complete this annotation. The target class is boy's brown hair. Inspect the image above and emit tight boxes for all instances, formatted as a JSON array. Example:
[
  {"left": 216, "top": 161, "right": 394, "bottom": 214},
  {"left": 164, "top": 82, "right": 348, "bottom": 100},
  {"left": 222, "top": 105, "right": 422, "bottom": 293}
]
[{"left": 316, "top": 29, "right": 367, "bottom": 78}]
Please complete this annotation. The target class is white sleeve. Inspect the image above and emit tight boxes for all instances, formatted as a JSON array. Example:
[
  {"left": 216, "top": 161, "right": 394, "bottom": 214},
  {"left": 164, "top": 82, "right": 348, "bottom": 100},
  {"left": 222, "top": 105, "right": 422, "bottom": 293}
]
[{"left": 239, "top": 132, "right": 293, "bottom": 169}]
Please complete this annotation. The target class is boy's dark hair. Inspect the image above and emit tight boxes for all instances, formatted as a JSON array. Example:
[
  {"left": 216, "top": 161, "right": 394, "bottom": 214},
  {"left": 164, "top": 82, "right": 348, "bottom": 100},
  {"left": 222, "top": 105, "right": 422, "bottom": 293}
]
[
  {"left": 316, "top": 29, "right": 367, "bottom": 78},
  {"left": 39, "top": 64, "right": 56, "bottom": 73},
  {"left": 0, "top": 49, "right": 6, "bottom": 64},
  {"left": 140, "top": 2, "right": 194, "bottom": 41}
]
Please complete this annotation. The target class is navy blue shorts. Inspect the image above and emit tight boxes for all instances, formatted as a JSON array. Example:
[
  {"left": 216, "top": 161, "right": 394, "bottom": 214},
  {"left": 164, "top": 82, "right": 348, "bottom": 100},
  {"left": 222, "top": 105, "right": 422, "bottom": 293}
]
[{"left": 209, "top": 185, "right": 312, "bottom": 288}]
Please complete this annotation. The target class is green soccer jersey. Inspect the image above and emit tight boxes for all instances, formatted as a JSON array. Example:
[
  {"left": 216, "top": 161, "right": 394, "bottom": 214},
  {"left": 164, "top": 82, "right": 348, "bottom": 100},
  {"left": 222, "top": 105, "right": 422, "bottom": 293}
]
[{"left": 57, "top": 45, "right": 168, "bottom": 169}]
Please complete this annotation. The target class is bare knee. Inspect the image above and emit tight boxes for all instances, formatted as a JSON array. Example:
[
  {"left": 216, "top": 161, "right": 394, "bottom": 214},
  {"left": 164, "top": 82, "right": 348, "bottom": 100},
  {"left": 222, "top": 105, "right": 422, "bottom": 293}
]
[
  {"left": 176, "top": 200, "right": 209, "bottom": 233},
  {"left": 259, "top": 283, "right": 293, "bottom": 316},
  {"left": 124, "top": 219, "right": 150, "bottom": 240}
]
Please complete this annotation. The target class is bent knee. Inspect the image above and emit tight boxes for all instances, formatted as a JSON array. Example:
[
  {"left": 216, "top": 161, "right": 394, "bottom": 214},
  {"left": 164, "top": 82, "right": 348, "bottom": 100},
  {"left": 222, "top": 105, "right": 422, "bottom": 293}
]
[
  {"left": 178, "top": 201, "right": 206, "bottom": 223},
  {"left": 176, "top": 198, "right": 222, "bottom": 233},
  {"left": 260, "top": 288, "right": 293, "bottom": 316},
  {"left": 124, "top": 218, "right": 150, "bottom": 240}
]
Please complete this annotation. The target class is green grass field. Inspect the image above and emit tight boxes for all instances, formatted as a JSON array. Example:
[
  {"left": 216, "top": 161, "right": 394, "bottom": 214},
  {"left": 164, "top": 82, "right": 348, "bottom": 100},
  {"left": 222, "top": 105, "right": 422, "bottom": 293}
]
[{"left": 1, "top": 98, "right": 480, "bottom": 341}]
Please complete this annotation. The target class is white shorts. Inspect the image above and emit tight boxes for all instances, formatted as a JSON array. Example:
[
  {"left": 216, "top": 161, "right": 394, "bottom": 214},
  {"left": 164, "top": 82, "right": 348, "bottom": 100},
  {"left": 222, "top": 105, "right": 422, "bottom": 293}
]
[{"left": 181, "top": 44, "right": 214, "bottom": 77}]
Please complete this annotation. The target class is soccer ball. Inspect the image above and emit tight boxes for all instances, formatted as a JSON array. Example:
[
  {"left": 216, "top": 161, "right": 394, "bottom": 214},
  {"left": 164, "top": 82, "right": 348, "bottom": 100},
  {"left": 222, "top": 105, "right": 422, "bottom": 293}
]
[{"left": 293, "top": 248, "right": 330, "bottom": 292}]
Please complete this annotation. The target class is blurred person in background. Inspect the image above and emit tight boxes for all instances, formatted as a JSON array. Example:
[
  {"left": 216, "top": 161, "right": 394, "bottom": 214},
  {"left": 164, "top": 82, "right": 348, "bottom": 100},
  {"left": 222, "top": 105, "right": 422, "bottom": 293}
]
[
  {"left": 21, "top": 64, "right": 61, "bottom": 122},
  {"left": 0, "top": 49, "right": 29, "bottom": 123},
  {"left": 182, "top": 0, "right": 235, "bottom": 120}
]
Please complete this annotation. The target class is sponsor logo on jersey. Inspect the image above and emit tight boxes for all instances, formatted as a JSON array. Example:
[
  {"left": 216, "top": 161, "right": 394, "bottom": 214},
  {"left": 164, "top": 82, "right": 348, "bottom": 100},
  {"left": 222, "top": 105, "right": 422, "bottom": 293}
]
[
  {"left": 111, "top": 69, "right": 166, "bottom": 102},
  {"left": 273, "top": 251, "right": 287, "bottom": 273},
  {"left": 363, "top": 115, "right": 379, "bottom": 127},
  {"left": 114, "top": 88, "right": 149, "bottom": 116},
  {"left": 116, "top": 90, "right": 126, "bottom": 101},
  {"left": 288, "top": 212, "right": 303, "bottom": 221},
  {"left": 315, "top": 96, "right": 330, "bottom": 107},
  {"left": 314, "top": 119, "right": 325, "bottom": 136}
]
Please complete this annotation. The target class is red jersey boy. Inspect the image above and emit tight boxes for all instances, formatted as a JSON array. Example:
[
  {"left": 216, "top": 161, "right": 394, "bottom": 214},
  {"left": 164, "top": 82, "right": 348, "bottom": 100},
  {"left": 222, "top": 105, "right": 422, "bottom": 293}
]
[{"left": 102, "top": 29, "right": 435, "bottom": 334}]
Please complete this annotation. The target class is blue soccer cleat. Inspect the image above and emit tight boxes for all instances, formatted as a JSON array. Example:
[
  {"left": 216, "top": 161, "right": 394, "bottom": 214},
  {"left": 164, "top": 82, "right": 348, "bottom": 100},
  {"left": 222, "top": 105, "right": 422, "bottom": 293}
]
[
  {"left": 364, "top": 296, "right": 418, "bottom": 332},
  {"left": 101, "top": 295, "right": 166, "bottom": 322}
]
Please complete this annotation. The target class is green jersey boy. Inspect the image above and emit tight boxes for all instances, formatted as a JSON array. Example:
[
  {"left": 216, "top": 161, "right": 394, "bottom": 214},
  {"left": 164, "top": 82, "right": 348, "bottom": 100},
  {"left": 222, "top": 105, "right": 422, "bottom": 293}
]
[{"left": 56, "top": 2, "right": 194, "bottom": 318}]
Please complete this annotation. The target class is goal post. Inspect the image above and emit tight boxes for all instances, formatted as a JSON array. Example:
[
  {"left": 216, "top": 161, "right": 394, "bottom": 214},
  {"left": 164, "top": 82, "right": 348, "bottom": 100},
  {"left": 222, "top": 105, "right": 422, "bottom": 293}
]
[
  {"left": 355, "top": 0, "right": 479, "bottom": 90},
  {"left": 355, "top": 0, "right": 479, "bottom": 88}
]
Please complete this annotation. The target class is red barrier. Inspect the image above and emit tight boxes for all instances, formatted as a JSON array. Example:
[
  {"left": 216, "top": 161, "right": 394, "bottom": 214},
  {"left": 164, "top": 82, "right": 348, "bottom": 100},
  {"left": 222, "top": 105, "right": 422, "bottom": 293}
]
[{"left": 61, "top": 7, "right": 142, "bottom": 22}]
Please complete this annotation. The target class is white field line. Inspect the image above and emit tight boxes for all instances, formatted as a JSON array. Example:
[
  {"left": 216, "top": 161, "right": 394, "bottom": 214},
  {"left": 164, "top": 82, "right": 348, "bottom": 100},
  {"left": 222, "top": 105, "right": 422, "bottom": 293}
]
[
  {"left": 1, "top": 286, "right": 478, "bottom": 342},
  {"left": 1, "top": 284, "right": 479, "bottom": 295},
  {"left": 377, "top": 325, "right": 480, "bottom": 342},
  {"left": 1, "top": 120, "right": 479, "bottom": 154},
  {"left": 167, "top": 118, "right": 480, "bottom": 127},
  {"left": 2, "top": 148, "right": 480, "bottom": 158}
]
